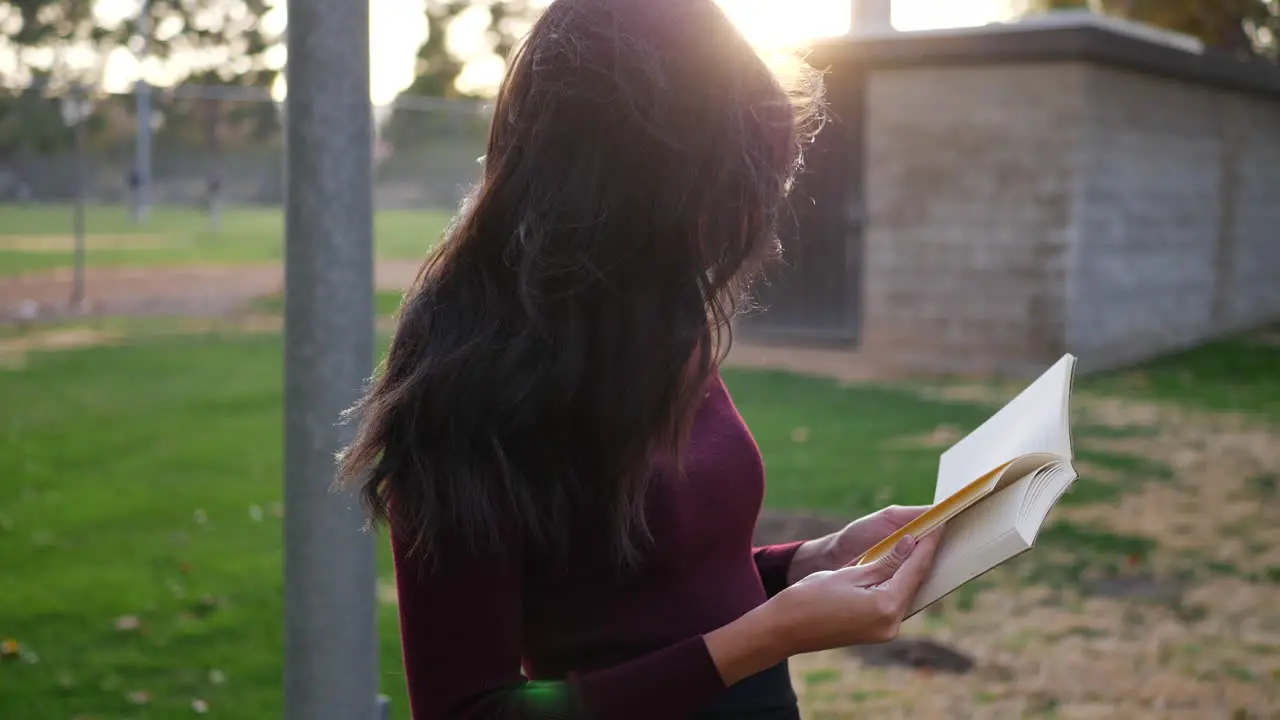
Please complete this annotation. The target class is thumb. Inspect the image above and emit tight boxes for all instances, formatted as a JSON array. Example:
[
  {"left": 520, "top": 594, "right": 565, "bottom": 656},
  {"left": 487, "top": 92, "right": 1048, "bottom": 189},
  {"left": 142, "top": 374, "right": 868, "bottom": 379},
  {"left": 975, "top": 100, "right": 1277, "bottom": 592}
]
[{"left": 850, "top": 534, "right": 917, "bottom": 587}]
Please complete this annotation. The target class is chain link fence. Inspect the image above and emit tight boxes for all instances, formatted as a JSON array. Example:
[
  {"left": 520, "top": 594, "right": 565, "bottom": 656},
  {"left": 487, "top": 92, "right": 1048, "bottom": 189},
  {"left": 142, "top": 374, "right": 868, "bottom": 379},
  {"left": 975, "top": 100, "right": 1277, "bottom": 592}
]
[{"left": 0, "top": 85, "right": 491, "bottom": 213}]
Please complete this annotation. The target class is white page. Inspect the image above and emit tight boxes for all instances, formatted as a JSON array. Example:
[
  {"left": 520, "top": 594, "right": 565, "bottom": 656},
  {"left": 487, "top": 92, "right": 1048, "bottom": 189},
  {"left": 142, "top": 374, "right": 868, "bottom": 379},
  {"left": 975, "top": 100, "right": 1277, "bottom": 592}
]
[
  {"left": 909, "top": 470, "right": 1037, "bottom": 615},
  {"left": 934, "top": 354, "right": 1076, "bottom": 504}
]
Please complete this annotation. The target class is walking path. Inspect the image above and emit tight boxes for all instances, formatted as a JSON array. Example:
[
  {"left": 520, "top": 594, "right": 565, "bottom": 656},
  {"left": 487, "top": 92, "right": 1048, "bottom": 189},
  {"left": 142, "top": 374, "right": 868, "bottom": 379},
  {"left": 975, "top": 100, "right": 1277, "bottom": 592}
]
[{"left": 0, "top": 261, "right": 423, "bottom": 322}]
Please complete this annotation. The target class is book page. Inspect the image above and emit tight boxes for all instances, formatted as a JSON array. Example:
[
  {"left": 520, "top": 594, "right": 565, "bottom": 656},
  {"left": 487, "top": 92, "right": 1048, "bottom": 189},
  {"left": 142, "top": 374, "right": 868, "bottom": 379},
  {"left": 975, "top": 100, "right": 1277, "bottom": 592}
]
[
  {"left": 934, "top": 354, "right": 1076, "bottom": 503},
  {"left": 908, "top": 470, "right": 1038, "bottom": 615}
]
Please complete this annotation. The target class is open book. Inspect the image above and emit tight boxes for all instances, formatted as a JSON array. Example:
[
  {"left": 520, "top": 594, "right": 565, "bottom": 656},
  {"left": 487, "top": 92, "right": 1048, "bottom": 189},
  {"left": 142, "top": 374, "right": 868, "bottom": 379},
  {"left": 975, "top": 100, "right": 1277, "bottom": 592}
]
[{"left": 855, "top": 353, "right": 1079, "bottom": 617}]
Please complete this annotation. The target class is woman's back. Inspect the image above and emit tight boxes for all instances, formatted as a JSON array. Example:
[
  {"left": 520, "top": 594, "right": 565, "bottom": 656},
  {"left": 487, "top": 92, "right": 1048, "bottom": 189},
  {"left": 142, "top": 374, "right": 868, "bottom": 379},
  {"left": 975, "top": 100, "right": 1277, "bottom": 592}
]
[{"left": 391, "top": 374, "right": 804, "bottom": 717}]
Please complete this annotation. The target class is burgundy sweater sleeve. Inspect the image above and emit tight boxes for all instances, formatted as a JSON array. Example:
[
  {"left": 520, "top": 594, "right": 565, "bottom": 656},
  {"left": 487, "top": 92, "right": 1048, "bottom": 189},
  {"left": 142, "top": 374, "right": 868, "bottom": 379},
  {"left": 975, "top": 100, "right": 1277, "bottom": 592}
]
[
  {"left": 392, "top": 531, "right": 727, "bottom": 719},
  {"left": 751, "top": 541, "right": 805, "bottom": 598}
]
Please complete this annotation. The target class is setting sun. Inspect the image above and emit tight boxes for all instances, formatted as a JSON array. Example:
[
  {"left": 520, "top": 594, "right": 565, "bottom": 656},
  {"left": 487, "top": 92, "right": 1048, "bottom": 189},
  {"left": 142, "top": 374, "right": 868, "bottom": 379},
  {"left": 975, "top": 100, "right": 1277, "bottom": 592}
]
[
  {"left": 718, "top": 0, "right": 1020, "bottom": 48},
  {"left": 717, "top": 0, "right": 851, "bottom": 48}
]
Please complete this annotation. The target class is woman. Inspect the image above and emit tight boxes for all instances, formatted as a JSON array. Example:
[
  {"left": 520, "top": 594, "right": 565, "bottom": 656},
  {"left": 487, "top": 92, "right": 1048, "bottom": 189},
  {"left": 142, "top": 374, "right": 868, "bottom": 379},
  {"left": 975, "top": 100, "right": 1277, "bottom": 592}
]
[{"left": 340, "top": 0, "right": 941, "bottom": 717}]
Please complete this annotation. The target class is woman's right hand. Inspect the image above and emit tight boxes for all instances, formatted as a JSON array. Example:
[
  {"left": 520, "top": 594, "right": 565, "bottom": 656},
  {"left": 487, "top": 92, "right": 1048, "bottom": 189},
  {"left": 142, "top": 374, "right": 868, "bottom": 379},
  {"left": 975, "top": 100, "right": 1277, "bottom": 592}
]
[
  {"left": 769, "top": 532, "right": 942, "bottom": 655},
  {"left": 704, "top": 532, "right": 942, "bottom": 685}
]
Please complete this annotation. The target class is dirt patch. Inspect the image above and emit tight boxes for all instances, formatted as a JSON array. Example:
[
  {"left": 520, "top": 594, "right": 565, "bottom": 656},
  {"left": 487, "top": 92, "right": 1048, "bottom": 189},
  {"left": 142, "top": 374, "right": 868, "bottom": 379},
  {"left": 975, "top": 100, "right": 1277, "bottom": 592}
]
[
  {"left": 848, "top": 638, "right": 975, "bottom": 674},
  {"left": 0, "top": 261, "right": 423, "bottom": 323},
  {"left": 914, "top": 381, "right": 1024, "bottom": 407},
  {"left": 722, "top": 342, "right": 904, "bottom": 383},
  {"left": 0, "top": 328, "right": 122, "bottom": 370},
  {"left": 0, "top": 234, "right": 170, "bottom": 252}
]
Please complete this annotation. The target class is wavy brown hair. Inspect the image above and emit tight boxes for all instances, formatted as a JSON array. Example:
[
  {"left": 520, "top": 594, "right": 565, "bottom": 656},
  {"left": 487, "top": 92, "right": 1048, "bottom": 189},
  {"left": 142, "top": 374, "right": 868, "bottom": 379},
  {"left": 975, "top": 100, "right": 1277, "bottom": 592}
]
[{"left": 339, "top": 0, "right": 823, "bottom": 569}]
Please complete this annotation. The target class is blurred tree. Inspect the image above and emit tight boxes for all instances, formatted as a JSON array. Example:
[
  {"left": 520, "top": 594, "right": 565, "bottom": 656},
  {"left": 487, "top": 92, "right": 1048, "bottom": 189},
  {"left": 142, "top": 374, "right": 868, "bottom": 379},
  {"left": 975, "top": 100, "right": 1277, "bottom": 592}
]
[
  {"left": 0, "top": 0, "right": 281, "bottom": 197},
  {"left": 0, "top": 0, "right": 281, "bottom": 88},
  {"left": 405, "top": 0, "right": 471, "bottom": 99},
  {"left": 381, "top": 1, "right": 537, "bottom": 160},
  {"left": 1027, "top": 0, "right": 1279, "bottom": 61},
  {"left": 396, "top": 0, "right": 537, "bottom": 99}
]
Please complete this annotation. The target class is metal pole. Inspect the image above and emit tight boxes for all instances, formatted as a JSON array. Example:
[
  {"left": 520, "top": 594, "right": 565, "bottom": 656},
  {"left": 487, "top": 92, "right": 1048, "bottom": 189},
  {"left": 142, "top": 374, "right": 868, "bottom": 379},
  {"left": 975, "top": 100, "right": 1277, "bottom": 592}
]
[
  {"left": 134, "top": 0, "right": 151, "bottom": 224},
  {"left": 71, "top": 85, "right": 88, "bottom": 310},
  {"left": 283, "top": 0, "right": 377, "bottom": 717}
]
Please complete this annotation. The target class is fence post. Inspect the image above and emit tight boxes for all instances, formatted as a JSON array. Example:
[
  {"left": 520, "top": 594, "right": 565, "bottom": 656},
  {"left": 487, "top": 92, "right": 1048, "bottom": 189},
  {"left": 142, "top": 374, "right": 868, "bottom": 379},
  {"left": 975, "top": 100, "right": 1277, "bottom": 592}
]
[
  {"left": 134, "top": 0, "right": 152, "bottom": 224},
  {"left": 282, "top": 0, "right": 378, "bottom": 718},
  {"left": 71, "top": 84, "right": 88, "bottom": 310}
]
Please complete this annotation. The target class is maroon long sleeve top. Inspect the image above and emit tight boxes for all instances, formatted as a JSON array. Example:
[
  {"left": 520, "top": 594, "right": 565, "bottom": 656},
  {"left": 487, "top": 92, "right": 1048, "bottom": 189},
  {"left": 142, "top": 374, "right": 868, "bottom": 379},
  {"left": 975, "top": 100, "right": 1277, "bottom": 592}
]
[{"left": 391, "top": 373, "right": 804, "bottom": 719}]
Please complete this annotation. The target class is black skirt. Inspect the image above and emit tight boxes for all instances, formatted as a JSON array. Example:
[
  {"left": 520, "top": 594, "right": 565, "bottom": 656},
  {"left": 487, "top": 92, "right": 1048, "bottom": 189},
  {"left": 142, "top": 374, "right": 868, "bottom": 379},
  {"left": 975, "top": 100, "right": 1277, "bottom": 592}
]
[{"left": 692, "top": 660, "right": 800, "bottom": 719}]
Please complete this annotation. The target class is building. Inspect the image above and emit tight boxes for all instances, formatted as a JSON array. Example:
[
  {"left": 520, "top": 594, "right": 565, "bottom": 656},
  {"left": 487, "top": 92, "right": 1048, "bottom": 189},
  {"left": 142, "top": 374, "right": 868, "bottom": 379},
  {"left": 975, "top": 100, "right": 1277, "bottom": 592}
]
[{"left": 738, "top": 10, "right": 1280, "bottom": 376}]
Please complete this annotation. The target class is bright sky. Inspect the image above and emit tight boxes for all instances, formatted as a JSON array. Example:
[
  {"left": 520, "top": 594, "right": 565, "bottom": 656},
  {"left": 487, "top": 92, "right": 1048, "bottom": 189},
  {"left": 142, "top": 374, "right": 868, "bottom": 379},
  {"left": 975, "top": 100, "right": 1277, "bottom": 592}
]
[{"left": 84, "top": 0, "right": 1018, "bottom": 103}]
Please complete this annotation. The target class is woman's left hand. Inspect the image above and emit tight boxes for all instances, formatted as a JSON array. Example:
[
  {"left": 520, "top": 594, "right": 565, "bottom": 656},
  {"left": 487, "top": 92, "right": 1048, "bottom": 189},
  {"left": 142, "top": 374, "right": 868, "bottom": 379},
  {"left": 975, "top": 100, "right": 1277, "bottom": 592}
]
[{"left": 786, "top": 505, "right": 931, "bottom": 585}]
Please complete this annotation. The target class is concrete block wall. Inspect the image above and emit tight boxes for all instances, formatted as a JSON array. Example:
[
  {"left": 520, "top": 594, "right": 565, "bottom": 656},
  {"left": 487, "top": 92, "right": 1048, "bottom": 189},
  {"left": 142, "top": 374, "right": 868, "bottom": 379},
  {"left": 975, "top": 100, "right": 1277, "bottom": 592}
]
[
  {"left": 1226, "top": 94, "right": 1280, "bottom": 331},
  {"left": 861, "top": 60, "right": 1280, "bottom": 375},
  {"left": 1067, "top": 66, "right": 1227, "bottom": 369},
  {"left": 861, "top": 63, "right": 1087, "bottom": 375},
  {"left": 1067, "top": 67, "right": 1280, "bottom": 370}
]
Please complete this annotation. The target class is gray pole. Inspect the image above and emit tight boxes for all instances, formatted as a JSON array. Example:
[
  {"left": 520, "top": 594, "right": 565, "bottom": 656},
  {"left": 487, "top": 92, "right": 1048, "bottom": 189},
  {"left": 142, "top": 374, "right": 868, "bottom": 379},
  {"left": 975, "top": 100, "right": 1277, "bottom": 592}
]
[
  {"left": 71, "top": 85, "right": 88, "bottom": 310},
  {"left": 134, "top": 0, "right": 151, "bottom": 224},
  {"left": 283, "top": 0, "right": 378, "bottom": 718}
]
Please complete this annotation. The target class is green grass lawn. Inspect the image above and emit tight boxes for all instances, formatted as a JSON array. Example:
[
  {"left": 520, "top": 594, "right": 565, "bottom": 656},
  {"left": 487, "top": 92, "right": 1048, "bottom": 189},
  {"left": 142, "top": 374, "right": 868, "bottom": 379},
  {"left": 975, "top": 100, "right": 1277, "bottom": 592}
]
[
  {"left": 2, "top": 320, "right": 1277, "bottom": 718},
  {"left": 0, "top": 204, "right": 452, "bottom": 276},
  {"left": 248, "top": 290, "right": 407, "bottom": 319},
  {"left": 1081, "top": 333, "right": 1280, "bottom": 422}
]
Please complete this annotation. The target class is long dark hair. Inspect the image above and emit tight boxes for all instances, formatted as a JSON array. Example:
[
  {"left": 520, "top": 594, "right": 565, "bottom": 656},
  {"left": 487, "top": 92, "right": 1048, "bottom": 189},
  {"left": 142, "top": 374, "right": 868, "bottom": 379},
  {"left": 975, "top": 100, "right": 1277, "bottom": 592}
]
[{"left": 340, "top": 0, "right": 823, "bottom": 569}]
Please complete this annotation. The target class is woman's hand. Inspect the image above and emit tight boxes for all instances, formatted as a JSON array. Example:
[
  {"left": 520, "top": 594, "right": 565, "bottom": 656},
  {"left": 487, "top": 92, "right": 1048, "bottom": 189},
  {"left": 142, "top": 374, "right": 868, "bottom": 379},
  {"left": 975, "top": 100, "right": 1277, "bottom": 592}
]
[
  {"left": 786, "top": 505, "right": 931, "bottom": 585},
  {"left": 773, "top": 532, "right": 941, "bottom": 654},
  {"left": 705, "top": 532, "right": 942, "bottom": 685}
]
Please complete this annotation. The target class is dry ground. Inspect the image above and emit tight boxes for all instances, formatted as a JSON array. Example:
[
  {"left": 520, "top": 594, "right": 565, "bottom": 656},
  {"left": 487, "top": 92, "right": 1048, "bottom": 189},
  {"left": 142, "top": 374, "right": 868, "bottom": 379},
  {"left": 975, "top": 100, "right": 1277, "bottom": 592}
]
[
  {"left": 768, "top": 390, "right": 1280, "bottom": 720},
  {"left": 0, "top": 261, "right": 423, "bottom": 322},
  {"left": 0, "top": 234, "right": 170, "bottom": 252}
]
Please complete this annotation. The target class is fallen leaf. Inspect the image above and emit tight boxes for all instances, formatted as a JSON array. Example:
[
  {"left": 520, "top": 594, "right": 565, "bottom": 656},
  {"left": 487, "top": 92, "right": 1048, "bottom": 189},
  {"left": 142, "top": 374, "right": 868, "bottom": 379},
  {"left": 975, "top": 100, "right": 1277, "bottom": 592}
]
[
  {"left": 126, "top": 690, "right": 152, "bottom": 705},
  {"left": 269, "top": 502, "right": 283, "bottom": 518},
  {"left": 0, "top": 638, "right": 19, "bottom": 657},
  {"left": 114, "top": 615, "right": 141, "bottom": 632},
  {"left": 791, "top": 427, "right": 811, "bottom": 443},
  {"left": 180, "top": 560, "right": 194, "bottom": 574}
]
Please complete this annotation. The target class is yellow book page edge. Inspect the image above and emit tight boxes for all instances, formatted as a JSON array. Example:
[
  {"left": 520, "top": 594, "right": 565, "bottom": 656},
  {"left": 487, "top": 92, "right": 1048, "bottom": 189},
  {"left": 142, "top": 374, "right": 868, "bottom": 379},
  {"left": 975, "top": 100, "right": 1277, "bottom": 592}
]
[{"left": 853, "top": 460, "right": 1014, "bottom": 567}]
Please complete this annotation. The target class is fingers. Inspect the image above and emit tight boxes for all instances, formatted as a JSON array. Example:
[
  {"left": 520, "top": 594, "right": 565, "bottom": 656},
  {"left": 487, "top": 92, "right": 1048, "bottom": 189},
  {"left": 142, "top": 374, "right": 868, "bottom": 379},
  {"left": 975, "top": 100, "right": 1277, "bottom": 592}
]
[
  {"left": 849, "top": 534, "right": 917, "bottom": 587},
  {"left": 882, "top": 528, "right": 943, "bottom": 601},
  {"left": 880, "top": 505, "right": 931, "bottom": 528}
]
